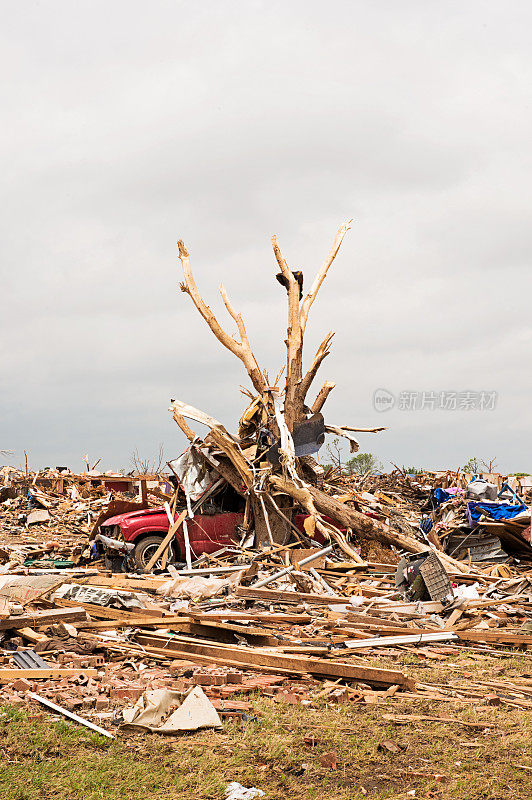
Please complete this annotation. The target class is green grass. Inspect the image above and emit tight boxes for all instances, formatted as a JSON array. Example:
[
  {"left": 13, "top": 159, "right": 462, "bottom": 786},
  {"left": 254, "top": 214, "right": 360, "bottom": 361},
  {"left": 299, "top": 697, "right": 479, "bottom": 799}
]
[{"left": 1, "top": 653, "right": 532, "bottom": 799}]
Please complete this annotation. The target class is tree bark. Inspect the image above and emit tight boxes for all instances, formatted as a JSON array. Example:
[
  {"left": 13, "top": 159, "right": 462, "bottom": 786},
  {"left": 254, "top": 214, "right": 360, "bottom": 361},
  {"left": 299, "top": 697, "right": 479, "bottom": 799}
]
[
  {"left": 178, "top": 240, "right": 266, "bottom": 395},
  {"left": 311, "top": 381, "right": 336, "bottom": 414},
  {"left": 306, "top": 484, "right": 471, "bottom": 572},
  {"left": 271, "top": 222, "right": 351, "bottom": 429},
  {"left": 269, "top": 475, "right": 471, "bottom": 573}
]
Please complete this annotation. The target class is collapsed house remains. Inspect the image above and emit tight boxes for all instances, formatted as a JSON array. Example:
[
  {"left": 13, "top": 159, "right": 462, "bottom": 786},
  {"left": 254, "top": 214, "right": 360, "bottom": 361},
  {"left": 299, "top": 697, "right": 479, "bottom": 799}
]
[{"left": 1, "top": 223, "right": 532, "bottom": 737}]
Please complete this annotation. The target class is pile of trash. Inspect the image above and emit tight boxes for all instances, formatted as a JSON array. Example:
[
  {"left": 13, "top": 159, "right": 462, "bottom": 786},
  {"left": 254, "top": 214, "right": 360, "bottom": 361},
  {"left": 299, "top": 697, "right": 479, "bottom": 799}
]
[
  {"left": 1, "top": 442, "right": 532, "bottom": 738},
  {"left": 1, "top": 223, "right": 531, "bottom": 738}
]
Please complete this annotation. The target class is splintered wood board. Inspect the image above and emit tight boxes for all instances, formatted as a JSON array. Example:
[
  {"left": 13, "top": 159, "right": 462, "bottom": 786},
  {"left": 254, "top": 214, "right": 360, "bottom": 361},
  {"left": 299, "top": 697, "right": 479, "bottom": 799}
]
[{"left": 0, "top": 669, "right": 98, "bottom": 683}]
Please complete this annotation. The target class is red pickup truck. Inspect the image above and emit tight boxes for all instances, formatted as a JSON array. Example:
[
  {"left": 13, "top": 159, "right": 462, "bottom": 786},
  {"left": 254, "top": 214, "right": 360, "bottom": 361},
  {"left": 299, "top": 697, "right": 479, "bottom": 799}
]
[
  {"left": 99, "top": 505, "right": 326, "bottom": 571},
  {"left": 100, "top": 507, "right": 244, "bottom": 570}
]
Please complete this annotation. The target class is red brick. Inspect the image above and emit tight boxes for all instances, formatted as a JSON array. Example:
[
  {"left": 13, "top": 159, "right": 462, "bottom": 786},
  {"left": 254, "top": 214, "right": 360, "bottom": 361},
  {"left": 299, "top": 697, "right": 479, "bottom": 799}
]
[
  {"left": 218, "top": 686, "right": 246, "bottom": 698},
  {"left": 274, "top": 692, "right": 301, "bottom": 705},
  {"left": 9, "top": 695, "right": 27, "bottom": 707},
  {"left": 110, "top": 687, "right": 143, "bottom": 701},
  {"left": 193, "top": 672, "right": 222, "bottom": 686},
  {"left": 11, "top": 678, "right": 31, "bottom": 692},
  {"left": 64, "top": 698, "right": 83, "bottom": 711},
  {"left": 226, "top": 670, "right": 243, "bottom": 684}
]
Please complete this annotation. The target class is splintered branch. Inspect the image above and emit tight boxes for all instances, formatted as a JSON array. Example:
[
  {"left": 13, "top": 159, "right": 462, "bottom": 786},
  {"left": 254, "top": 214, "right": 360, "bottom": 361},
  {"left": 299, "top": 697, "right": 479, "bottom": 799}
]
[
  {"left": 268, "top": 474, "right": 365, "bottom": 562},
  {"left": 299, "top": 220, "right": 352, "bottom": 334},
  {"left": 271, "top": 222, "right": 351, "bottom": 426},
  {"left": 178, "top": 239, "right": 266, "bottom": 394},
  {"left": 311, "top": 381, "right": 336, "bottom": 414},
  {"left": 297, "top": 331, "right": 334, "bottom": 409},
  {"left": 219, "top": 284, "right": 248, "bottom": 344},
  {"left": 271, "top": 235, "right": 303, "bottom": 427},
  {"left": 171, "top": 408, "right": 196, "bottom": 442}
]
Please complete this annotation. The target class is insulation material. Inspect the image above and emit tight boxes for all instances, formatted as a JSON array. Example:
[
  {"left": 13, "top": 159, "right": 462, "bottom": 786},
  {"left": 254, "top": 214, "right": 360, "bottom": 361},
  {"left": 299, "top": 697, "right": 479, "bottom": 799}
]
[{"left": 121, "top": 686, "right": 221, "bottom": 733}]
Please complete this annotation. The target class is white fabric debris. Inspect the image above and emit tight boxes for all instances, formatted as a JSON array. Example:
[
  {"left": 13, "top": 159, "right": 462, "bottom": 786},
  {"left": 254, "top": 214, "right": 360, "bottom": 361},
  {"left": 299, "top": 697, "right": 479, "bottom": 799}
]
[
  {"left": 121, "top": 686, "right": 221, "bottom": 733},
  {"left": 224, "top": 782, "right": 265, "bottom": 799}
]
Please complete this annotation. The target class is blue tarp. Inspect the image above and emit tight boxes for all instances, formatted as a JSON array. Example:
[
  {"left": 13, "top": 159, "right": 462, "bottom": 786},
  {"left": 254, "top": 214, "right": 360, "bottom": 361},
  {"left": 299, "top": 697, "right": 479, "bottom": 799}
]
[
  {"left": 467, "top": 501, "right": 528, "bottom": 527},
  {"left": 433, "top": 488, "right": 453, "bottom": 507}
]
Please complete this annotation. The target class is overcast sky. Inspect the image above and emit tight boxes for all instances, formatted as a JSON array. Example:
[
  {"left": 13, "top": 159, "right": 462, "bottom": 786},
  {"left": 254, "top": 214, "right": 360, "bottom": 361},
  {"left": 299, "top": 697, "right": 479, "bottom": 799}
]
[{"left": 1, "top": 1, "right": 531, "bottom": 475}]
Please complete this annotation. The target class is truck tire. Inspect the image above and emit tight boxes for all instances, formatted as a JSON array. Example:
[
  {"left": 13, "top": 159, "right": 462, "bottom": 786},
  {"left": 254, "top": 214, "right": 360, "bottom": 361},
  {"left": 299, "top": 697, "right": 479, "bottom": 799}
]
[{"left": 134, "top": 535, "right": 176, "bottom": 571}]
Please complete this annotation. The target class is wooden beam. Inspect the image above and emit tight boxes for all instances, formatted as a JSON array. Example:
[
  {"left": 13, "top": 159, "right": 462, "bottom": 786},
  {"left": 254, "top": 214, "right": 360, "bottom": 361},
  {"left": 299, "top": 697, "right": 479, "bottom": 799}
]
[
  {"left": 53, "top": 598, "right": 163, "bottom": 621},
  {"left": 457, "top": 630, "right": 532, "bottom": 646},
  {"left": 0, "top": 607, "right": 88, "bottom": 631},
  {"left": 145, "top": 510, "right": 187, "bottom": 571},
  {"left": 235, "top": 585, "right": 382, "bottom": 604},
  {"left": 0, "top": 669, "right": 97, "bottom": 683},
  {"left": 134, "top": 632, "right": 414, "bottom": 689}
]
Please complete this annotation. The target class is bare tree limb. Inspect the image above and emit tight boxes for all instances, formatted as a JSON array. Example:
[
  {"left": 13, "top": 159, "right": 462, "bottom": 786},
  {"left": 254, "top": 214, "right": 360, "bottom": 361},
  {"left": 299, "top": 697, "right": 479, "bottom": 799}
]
[
  {"left": 311, "top": 381, "right": 336, "bottom": 414},
  {"left": 297, "top": 331, "right": 334, "bottom": 406},
  {"left": 269, "top": 223, "right": 351, "bottom": 427},
  {"left": 271, "top": 235, "right": 303, "bottom": 427},
  {"left": 268, "top": 474, "right": 365, "bottom": 562},
  {"left": 219, "top": 284, "right": 249, "bottom": 346},
  {"left": 299, "top": 220, "right": 352, "bottom": 334},
  {"left": 329, "top": 424, "right": 387, "bottom": 433},
  {"left": 178, "top": 240, "right": 266, "bottom": 394}
]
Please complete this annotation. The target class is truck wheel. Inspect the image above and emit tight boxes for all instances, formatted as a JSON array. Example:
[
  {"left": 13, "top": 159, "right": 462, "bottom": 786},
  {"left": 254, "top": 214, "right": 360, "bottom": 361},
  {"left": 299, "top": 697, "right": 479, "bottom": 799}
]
[{"left": 134, "top": 536, "right": 176, "bottom": 571}]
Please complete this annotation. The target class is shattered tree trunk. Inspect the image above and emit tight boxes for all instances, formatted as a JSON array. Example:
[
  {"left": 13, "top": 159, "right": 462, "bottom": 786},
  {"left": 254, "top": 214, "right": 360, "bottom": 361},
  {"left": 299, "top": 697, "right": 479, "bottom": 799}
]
[
  {"left": 177, "top": 224, "right": 351, "bottom": 428},
  {"left": 269, "top": 475, "right": 471, "bottom": 573},
  {"left": 272, "top": 223, "right": 351, "bottom": 428},
  {"left": 177, "top": 224, "right": 352, "bottom": 545}
]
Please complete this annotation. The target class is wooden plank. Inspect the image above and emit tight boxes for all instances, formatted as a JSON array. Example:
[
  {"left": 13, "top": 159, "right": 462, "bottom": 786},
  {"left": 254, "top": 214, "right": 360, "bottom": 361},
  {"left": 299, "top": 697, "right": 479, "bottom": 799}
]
[
  {"left": 345, "top": 611, "right": 411, "bottom": 629},
  {"left": 80, "top": 576, "right": 168, "bottom": 592},
  {"left": 457, "top": 630, "right": 532, "bottom": 646},
  {"left": 235, "top": 587, "right": 344, "bottom": 605},
  {"left": 467, "top": 596, "right": 528, "bottom": 609},
  {"left": 373, "top": 601, "right": 445, "bottom": 614},
  {"left": 145, "top": 510, "right": 187, "bottom": 571},
  {"left": 340, "top": 623, "right": 439, "bottom": 637},
  {"left": 188, "top": 612, "right": 313, "bottom": 624},
  {"left": 175, "top": 618, "right": 277, "bottom": 638},
  {"left": 80, "top": 616, "right": 277, "bottom": 639},
  {"left": 53, "top": 598, "right": 163, "bottom": 621},
  {"left": 444, "top": 605, "right": 466, "bottom": 630},
  {"left": 134, "top": 632, "right": 414, "bottom": 689},
  {"left": 18, "top": 627, "right": 48, "bottom": 643},
  {"left": 78, "top": 612, "right": 312, "bottom": 630},
  {"left": 0, "top": 669, "right": 97, "bottom": 683},
  {"left": 76, "top": 613, "right": 190, "bottom": 629},
  {"left": 0, "top": 607, "right": 88, "bottom": 631}
]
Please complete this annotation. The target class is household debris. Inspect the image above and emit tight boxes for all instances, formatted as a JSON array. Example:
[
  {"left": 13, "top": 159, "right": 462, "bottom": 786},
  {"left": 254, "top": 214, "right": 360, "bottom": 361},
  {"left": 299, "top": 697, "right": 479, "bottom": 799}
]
[
  {"left": 1, "top": 223, "right": 531, "bottom": 739},
  {"left": 121, "top": 685, "right": 221, "bottom": 733}
]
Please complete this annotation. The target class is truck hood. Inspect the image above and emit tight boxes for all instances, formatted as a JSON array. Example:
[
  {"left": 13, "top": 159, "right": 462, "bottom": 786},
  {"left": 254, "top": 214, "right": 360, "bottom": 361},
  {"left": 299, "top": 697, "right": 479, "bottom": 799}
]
[{"left": 101, "top": 507, "right": 168, "bottom": 527}]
